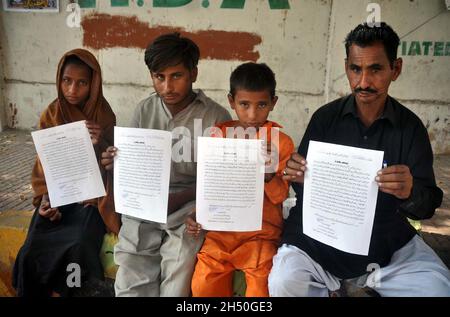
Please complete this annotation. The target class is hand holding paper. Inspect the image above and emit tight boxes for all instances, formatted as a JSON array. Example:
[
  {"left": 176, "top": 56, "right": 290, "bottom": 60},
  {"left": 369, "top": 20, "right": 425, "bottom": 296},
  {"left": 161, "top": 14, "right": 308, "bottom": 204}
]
[
  {"left": 302, "top": 141, "right": 384, "bottom": 255},
  {"left": 31, "top": 120, "right": 106, "bottom": 208},
  {"left": 38, "top": 194, "right": 62, "bottom": 222},
  {"left": 196, "top": 137, "right": 265, "bottom": 232},
  {"left": 376, "top": 164, "right": 413, "bottom": 199},
  {"left": 282, "top": 152, "right": 307, "bottom": 183},
  {"left": 113, "top": 127, "right": 172, "bottom": 223}
]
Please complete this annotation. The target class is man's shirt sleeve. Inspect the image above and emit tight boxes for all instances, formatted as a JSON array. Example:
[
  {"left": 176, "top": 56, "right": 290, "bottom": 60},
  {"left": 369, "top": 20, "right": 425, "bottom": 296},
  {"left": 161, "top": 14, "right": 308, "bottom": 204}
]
[{"left": 398, "top": 121, "right": 443, "bottom": 220}]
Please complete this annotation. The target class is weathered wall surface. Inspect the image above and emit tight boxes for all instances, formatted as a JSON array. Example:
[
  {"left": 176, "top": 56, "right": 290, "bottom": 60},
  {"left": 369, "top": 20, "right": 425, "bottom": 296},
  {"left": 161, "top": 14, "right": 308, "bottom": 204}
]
[
  {"left": 0, "top": 51, "right": 4, "bottom": 131},
  {"left": 0, "top": 0, "right": 449, "bottom": 153},
  {"left": 0, "top": 12, "right": 5, "bottom": 131}
]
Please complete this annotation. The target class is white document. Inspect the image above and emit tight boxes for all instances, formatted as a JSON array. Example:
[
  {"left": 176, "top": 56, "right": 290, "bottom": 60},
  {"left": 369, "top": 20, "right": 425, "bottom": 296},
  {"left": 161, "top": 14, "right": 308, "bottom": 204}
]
[
  {"left": 196, "top": 137, "right": 265, "bottom": 232},
  {"left": 303, "top": 141, "right": 384, "bottom": 255},
  {"left": 31, "top": 120, "right": 106, "bottom": 208},
  {"left": 114, "top": 127, "right": 172, "bottom": 223}
]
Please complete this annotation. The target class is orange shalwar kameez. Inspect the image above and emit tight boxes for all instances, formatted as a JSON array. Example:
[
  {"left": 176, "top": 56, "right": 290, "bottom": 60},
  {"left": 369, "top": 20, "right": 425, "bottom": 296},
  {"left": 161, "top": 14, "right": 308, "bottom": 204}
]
[{"left": 191, "top": 120, "right": 294, "bottom": 297}]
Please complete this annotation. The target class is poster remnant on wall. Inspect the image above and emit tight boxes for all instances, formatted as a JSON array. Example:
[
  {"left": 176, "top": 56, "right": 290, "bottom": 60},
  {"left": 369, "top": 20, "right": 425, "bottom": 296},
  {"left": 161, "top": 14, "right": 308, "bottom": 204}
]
[{"left": 2, "top": 0, "right": 59, "bottom": 12}]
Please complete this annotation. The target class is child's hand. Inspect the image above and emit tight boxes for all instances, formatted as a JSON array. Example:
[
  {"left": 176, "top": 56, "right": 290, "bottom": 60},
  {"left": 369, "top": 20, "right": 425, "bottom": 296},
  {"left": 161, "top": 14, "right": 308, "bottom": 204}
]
[
  {"left": 39, "top": 195, "right": 61, "bottom": 222},
  {"left": 264, "top": 172, "right": 275, "bottom": 182},
  {"left": 101, "top": 146, "right": 117, "bottom": 171},
  {"left": 263, "top": 141, "right": 278, "bottom": 181},
  {"left": 86, "top": 121, "right": 102, "bottom": 145},
  {"left": 185, "top": 214, "right": 203, "bottom": 238}
]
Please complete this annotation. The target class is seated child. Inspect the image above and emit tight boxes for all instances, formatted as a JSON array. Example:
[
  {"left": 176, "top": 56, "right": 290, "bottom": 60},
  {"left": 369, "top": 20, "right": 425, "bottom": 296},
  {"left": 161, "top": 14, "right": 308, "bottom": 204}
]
[
  {"left": 99, "top": 33, "right": 231, "bottom": 297},
  {"left": 186, "top": 62, "right": 294, "bottom": 297},
  {"left": 13, "top": 49, "right": 120, "bottom": 297}
]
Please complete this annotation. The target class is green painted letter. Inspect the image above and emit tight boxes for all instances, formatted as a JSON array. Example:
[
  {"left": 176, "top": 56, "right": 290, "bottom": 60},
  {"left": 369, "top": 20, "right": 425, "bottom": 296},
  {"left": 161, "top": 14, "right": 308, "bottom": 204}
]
[
  {"left": 153, "top": 0, "right": 192, "bottom": 7},
  {"left": 221, "top": 0, "right": 290, "bottom": 9},
  {"left": 408, "top": 41, "right": 421, "bottom": 56},
  {"left": 111, "top": 0, "right": 129, "bottom": 6},
  {"left": 221, "top": 0, "right": 245, "bottom": 9},
  {"left": 78, "top": 0, "right": 96, "bottom": 8},
  {"left": 434, "top": 42, "right": 444, "bottom": 56},
  {"left": 269, "top": 0, "right": 290, "bottom": 9},
  {"left": 422, "top": 42, "right": 432, "bottom": 56}
]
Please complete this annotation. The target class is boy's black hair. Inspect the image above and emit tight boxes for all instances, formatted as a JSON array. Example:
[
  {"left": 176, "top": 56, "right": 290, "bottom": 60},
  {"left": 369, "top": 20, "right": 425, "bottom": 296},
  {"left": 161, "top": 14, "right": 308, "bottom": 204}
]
[
  {"left": 229, "top": 62, "right": 276, "bottom": 98},
  {"left": 62, "top": 55, "right": 92, "bottom": 77},
  {"left": 144, "top": 32, "right": 200, "bottom": 73},
  {"left": 345, "top": 22, "right": 400, "bottom": 68}
]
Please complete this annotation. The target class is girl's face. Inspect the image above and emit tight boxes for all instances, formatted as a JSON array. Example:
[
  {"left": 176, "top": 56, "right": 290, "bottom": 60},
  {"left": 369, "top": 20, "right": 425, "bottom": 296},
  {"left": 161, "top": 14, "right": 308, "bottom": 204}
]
[{"left": 60, "top": 63, "right": 92, "bottom": 107}]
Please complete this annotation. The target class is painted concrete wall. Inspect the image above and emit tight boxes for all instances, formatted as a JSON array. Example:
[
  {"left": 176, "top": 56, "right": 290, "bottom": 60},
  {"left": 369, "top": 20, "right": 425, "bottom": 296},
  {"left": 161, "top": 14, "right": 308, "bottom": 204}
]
[
  {"left": 0, "top": 12, "right": 4, "bottom": 131},
  {"left": 0, "top": 0, "right": 449, "bottom": 153},
  {"left": 0, "top": 53, "right": 4, "bottom": 131},
  {"left": 326, "top": 0, "right": 450, "bottom": 154}
]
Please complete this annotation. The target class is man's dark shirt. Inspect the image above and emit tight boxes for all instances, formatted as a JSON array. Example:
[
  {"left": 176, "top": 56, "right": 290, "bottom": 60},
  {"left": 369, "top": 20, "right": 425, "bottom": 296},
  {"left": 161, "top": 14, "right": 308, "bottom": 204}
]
[{"left": 282, "top": 95, "right": 443, "bottom": 279}]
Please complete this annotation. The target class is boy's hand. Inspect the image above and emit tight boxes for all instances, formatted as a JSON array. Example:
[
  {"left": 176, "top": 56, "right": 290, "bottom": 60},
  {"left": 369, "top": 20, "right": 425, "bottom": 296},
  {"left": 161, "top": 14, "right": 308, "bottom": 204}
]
[
  {"left": 101, "top": 146, "right": 117, "bottom": 171},
  {"left": 185, "top": 213, "right": 203, "bottom": 238},
  {"left": 376, "top": 165, "right": 413, "bottom": 199},
  {"left": 265, "top": 172, "right": 275, "bottom": 182},
  {"left": 282, "top": 153, "right": 307, "bottom": 183},
  {"left": 86, "top": 121, "right": 102, "bottom": 145},
  {"left": 263, "top": 141, "right": 278, "bottom": 180},
  {"left": 39, "top": 195, "right": 61, "bottom": 222}
]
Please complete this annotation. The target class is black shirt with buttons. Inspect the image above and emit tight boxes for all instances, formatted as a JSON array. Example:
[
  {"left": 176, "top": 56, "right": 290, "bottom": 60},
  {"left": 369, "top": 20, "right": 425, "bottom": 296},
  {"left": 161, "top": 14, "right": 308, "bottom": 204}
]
[{"left": 282, "top": 94, "right": 443, "bottom": 279}]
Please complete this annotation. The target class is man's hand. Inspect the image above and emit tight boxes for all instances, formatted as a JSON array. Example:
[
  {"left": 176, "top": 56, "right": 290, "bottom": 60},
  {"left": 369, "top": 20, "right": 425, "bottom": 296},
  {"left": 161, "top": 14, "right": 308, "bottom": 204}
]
[
  {"left": 101, "top": 146, "right": 117, "bottom": 171},
  {"left": 39, "top": 195, "right": 61, "bottom": 222},
  {"left": 86, "top": 121, "right": 102, "bottom": 145},
  {"left": 376, "top": 165, "right": 413, "bottom": 199},
  {"left": 185, "top": 213, "right": 203, "bottom": 238},
  {"left": 282, "top": 153, "right": 307, "bottom": 183}
]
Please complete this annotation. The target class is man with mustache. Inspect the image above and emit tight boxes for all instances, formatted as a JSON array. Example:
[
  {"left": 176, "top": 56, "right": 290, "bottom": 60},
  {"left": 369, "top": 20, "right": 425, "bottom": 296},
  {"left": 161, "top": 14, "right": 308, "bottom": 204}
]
[{"left": 268, "top": 22, "right": 450, "bottom": 296}]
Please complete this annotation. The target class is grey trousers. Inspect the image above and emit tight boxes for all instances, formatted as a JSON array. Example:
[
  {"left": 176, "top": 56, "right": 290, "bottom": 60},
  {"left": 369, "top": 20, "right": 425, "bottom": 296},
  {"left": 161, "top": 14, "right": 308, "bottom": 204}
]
[
  {"left": 114, "top": 202, "right": 204, "bottom": 297},
  {"left": 268, "top": 235, "right": 450, "bottom": 297}
]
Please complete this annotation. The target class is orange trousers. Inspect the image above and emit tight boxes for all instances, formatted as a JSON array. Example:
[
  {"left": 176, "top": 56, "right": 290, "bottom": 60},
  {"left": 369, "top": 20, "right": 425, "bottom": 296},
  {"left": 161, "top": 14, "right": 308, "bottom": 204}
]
[{"left": 191, "top": 233, "right": 278, "bottom": 297}]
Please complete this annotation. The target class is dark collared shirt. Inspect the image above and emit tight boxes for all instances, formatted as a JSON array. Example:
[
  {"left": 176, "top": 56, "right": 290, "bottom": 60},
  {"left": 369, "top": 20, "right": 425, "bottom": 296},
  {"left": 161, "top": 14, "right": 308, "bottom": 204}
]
[{"left": 282, "top": 95, "right": 443, "bottom": 279}]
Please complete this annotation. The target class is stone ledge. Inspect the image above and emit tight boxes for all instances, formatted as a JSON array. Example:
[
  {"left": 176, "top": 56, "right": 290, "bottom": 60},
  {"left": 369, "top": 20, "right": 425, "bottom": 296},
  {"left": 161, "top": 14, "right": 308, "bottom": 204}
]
[{"left": 0, "top": 210, "right": 33, "bottom": 297}]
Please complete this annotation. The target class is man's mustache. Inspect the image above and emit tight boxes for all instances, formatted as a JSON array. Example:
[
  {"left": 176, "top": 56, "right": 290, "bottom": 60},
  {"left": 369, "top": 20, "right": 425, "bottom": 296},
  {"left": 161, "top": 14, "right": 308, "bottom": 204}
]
[{"left": 355, "top": 87, "right": 377, "bottom": 94}]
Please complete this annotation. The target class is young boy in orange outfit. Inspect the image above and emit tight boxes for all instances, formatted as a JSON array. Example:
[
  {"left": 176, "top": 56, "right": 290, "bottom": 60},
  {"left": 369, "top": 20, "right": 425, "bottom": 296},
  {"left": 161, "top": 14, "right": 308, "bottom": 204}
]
[{"left": 186, "top": 62, "right": 294, "bottom": 297}]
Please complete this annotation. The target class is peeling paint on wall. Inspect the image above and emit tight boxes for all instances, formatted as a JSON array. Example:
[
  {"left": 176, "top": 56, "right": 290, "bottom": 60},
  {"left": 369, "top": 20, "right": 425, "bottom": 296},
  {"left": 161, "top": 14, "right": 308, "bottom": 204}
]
[
  {"left": 81, "top": 14, "right": 262, "bottom": 62},
  {"left": 8, "top": 103, "right": 18, "bottom": 129}
]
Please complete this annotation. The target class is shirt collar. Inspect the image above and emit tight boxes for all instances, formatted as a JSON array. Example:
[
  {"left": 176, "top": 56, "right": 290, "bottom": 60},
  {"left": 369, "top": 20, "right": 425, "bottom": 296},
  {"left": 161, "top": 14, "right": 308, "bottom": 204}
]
[
  {"left": 341, "top": 94, "right": 397, "bottom": 125},
  {"left": 192, "top": 89, "right": 209, "bottom": 107},
  {"left": 217, "top": 120, "right": 283, "bottom": 129},
  {"left": 262, "top": 120, "right": 283, "bottom": 128}
]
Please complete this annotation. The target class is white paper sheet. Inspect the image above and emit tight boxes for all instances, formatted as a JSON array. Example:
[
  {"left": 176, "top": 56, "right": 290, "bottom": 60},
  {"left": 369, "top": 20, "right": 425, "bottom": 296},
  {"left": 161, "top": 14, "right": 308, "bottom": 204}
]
[
  {"left": 196, "top": 137, "right": 265, "bottom": 231},
  {"left": 303, "top": 141, "right": 384, "bottom": 255},
  {"left": 31, "top": 120, "right": 106, "bottom": 208},
  {"left": 114, "top": 127, "right": 172, "bottom": 223}
]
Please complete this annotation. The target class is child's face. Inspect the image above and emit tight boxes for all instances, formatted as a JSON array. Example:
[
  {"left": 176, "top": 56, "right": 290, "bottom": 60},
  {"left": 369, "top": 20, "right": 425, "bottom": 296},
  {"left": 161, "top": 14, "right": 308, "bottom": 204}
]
[
  {"left": 61, "top": 63, "right": 91, "bottom": 107},
  {"left": 151, "top": 63, "right": 197, "bottom": 108},
  {"left": 228, "top": 89, "right": 277, "bottom": 129}
]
